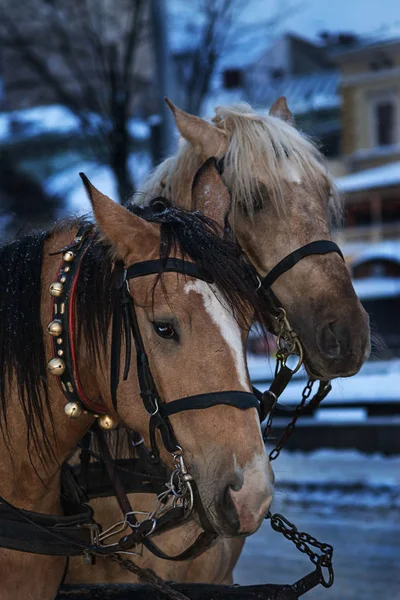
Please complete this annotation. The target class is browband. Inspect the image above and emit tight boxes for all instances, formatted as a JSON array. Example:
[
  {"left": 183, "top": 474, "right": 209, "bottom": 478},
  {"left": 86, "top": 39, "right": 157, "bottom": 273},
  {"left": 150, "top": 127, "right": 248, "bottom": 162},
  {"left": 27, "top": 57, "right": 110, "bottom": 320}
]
[
  {"left": 126, "top": 258, "right": 213, "bottom": 283},
  {"left": 262, "top": 240, "right": 343, "bottom": 290},
  {"left": 158, "top": 391, "right": 259, "bottom": 418}
]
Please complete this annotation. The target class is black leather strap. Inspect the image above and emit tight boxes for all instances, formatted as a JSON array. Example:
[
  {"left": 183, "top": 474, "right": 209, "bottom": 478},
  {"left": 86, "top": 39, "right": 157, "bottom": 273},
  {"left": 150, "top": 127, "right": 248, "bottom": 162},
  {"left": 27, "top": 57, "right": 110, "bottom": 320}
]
[
  {"left": 262, "top": 241, "right": 344, "bottom": 290},
  {"left": 159, "top": 391, "right": 259, "bottom": 418},
  {"left": 0, "top": 481, "right": 94, "bottom": 557},
  {"left": 126, "top": 258, "right": 213, "bottom": 283}
]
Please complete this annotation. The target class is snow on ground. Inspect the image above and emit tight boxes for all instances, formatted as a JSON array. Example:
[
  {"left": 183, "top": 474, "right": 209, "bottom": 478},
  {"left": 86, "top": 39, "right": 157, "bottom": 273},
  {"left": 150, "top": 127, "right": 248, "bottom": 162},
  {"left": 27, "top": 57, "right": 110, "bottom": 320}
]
[
  {"left": 269, "top": 449, "right": 400, "bottom": 513},
  {"left": 273, "top": 448, "right": 400, "bottom": 487}
]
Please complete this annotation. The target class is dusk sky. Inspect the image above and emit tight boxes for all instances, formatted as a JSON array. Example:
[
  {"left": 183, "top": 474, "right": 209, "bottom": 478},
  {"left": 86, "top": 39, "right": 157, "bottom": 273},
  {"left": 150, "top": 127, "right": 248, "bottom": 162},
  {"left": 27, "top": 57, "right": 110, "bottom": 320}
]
[{"left": 274, "top": 0, "right": 400, "bottom": 41}]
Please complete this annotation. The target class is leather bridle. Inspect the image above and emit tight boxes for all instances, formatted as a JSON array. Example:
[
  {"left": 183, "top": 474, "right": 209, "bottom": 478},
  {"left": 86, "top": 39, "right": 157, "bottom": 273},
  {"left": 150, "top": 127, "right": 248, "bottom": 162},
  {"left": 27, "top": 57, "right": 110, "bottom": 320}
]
[{"left": 111, "top": 258, "right": 260, "bottom": 464}]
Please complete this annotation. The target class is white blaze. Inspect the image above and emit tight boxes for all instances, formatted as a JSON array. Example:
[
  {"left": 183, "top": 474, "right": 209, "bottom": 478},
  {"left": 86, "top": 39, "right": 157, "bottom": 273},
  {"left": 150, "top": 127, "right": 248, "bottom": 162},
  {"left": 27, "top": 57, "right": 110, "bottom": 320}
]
[
  {"left": 284, "top": 162, "right": 302, "bottom": 184},
  {"left": 184, "top": 280, "right": 249, "bottom": 390}
]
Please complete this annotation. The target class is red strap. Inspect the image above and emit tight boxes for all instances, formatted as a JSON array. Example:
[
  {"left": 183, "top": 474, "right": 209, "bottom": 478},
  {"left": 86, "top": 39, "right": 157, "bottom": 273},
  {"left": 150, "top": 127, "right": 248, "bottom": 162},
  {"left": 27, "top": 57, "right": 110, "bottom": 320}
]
[{"left": 68, "top": 253, "right": 106, "bottom": 415}]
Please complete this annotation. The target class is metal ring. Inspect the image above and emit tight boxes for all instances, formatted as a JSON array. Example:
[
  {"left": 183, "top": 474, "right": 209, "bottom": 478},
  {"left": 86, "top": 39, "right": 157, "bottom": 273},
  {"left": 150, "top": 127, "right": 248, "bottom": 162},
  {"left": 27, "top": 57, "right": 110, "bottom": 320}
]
[
  {"left": 291, "top": 342, "right": 304, "bottom": 374},
  {"left": 318, "top": 558, "right": 334, "bottom": 588},
  {"left": 145, "top": 518, "right": 157, "bottom": 537},
  {"left": 255, "top": 275, "right": 262, "bottom": 291},
  {"left": 130, "top": 435, "right": 144, "bottom": 448},
  {"left": 148, "top": 398, "right": 159, "bottom": 417}
]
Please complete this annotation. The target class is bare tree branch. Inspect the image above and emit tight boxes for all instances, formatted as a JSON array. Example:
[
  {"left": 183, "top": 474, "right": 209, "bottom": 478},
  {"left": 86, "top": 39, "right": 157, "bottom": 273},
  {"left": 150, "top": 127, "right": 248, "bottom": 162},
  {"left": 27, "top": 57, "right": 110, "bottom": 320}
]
[
  {"left": 173, "top": 0, "right": 301, "bottom": 115},
  {"left": 0, "top": 0, "right": 153, "bottom": 201}
]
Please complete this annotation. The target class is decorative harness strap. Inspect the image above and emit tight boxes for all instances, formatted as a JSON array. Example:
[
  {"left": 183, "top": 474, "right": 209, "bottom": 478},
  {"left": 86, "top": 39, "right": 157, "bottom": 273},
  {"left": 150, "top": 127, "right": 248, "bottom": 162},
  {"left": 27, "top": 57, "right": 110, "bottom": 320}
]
[{"left": 47, "top": 225, "right": 108, "bottom": 419}]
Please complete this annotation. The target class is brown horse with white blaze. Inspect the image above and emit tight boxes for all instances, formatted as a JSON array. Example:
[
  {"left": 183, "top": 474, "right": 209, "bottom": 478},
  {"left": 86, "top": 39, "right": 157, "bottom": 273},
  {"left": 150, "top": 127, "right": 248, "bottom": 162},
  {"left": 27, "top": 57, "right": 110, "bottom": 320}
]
[{"left": 0, "top": 163, "right": 273, "bottom": 600}]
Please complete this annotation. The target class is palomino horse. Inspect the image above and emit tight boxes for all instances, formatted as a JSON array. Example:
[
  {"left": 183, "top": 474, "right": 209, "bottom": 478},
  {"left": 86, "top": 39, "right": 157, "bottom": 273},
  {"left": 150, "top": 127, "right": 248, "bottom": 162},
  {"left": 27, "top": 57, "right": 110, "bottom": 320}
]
[
  {"left": 0, "top": 164, "right": 274, "bottom": 600},
  {"left": 68, "top": 98, "right": 370, "bottom": 586}
]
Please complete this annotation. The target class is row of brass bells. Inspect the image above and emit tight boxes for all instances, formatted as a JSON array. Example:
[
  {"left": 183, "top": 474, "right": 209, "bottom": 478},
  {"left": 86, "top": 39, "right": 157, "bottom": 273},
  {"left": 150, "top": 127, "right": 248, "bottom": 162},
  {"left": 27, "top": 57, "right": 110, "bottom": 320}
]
[
  {"left": 48, "top": 250, "right": 69, "bottom": 400},
  {"left": 64, "top": 401, "right": 118, "bottom": 429},
  {"left": 47, "top": 247, "right": 118, "bottom": 430}
]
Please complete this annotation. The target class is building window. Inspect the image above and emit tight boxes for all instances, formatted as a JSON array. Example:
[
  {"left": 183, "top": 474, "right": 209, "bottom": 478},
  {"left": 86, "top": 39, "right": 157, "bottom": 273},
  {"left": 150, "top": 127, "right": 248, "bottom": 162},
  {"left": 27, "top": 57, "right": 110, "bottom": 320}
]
[
  {"left": 223, "top": 69, "right": 243, "bottom": 89},
  {"left": 376, "top": 101, "right": 395, "bottom": 146},
  {"left": 381, "top": 196, "right": 400, "bottom": 223},
  {"left": 346, "top": 200, "right": 372, "bottom": 227},
  {"left": 370, "top": 92, "right": 398, "bottom": 148}
]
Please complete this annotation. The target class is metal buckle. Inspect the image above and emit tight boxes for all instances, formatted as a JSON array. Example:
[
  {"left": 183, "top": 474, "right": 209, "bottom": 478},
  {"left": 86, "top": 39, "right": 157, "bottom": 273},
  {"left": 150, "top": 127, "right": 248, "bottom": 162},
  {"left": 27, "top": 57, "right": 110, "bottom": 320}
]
[{"left": 82, "top": 522, "right": 100, "bottom": 546}]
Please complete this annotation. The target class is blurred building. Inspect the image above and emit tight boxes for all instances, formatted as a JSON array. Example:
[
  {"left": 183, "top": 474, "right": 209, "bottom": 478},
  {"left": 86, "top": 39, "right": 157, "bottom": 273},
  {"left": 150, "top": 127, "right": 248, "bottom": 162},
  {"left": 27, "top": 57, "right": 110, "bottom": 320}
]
[{"left": 333, "top": 37, "right": 400, "bottom": 246}]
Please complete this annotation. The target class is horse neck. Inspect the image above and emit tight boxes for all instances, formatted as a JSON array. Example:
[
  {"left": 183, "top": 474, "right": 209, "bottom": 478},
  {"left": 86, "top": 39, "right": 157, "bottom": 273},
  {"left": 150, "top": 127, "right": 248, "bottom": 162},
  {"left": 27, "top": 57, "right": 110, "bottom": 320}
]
[{"left": 0, "top": 227, "right": 95, "bottom": 514}]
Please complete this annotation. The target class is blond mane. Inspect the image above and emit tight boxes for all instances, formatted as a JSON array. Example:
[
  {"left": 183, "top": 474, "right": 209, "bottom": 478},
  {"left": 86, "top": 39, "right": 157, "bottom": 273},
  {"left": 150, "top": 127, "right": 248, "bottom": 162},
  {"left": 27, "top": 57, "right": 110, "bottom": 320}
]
[{"left": 134, "top": 102, "right": 342, "bottom": 224}]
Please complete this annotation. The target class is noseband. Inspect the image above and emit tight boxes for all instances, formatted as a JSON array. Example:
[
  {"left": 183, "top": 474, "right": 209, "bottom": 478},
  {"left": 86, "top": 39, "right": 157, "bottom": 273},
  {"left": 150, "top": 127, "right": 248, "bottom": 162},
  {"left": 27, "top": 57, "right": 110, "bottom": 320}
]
[{"left": 261, "top": 240, "right": 343, "bottom": 291}]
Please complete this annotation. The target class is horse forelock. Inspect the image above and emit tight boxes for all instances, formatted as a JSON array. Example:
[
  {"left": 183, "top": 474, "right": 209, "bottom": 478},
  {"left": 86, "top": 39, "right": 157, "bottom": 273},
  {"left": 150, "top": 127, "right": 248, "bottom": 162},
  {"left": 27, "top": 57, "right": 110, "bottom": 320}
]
[
  {"left": 214, "top": 103, "right": 343, "bottom": 224},
  {"left": 134, "top": 102, "right": 343, "bottom": 227}
]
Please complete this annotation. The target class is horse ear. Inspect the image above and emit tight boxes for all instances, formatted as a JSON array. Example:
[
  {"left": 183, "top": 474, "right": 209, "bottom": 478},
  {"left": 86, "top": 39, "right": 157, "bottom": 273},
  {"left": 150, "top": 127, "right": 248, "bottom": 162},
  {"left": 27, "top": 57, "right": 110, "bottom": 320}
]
[
  {"left": 165, "top": 98, "right": 227, "bottom": 159},
  {"left": 79, "top": 173, "right": 159, "bottom": 263},
  {"left": 191, "top": 158, "right": 230, "bottom": 228},
  {"left": 269, "top": 97, "right": 295, "bottom": 124}
]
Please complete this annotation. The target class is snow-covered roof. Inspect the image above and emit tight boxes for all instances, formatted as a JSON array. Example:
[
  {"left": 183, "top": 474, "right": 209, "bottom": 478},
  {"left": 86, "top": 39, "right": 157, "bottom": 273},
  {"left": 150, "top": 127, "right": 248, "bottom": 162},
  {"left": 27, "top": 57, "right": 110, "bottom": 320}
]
[
  {"left": 256, "top": 72, "right": 340, "bottom": 116},
  {"left": 337, "top": 161, "right": 400, "bottom": 193},
  {"left": 332, "top": 32, "right": 400, "bottom": 59}
]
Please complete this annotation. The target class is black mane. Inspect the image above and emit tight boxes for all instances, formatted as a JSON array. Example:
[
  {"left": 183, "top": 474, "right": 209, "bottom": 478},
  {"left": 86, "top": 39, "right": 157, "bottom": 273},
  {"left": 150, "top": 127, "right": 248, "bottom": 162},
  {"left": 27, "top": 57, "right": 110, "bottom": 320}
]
[
  {"left": 0, "top": 232, "right": 54, "bottom": 459},
  {"left": 0, "top": 201, "right": 267, "bottom": 458}
]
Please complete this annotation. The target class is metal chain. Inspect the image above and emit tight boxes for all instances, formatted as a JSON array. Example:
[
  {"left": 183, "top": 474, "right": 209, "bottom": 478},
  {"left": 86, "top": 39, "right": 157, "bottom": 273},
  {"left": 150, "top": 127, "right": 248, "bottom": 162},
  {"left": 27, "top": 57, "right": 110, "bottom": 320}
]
[
  {"left": 266, "top": 378, "right": 316, "bottom": 461},
  {"left": 266, "top": 512, "right": 334, "bottom": 588},
  {"left": 261, "top": 344, "right": 335, "bottom": 592}
]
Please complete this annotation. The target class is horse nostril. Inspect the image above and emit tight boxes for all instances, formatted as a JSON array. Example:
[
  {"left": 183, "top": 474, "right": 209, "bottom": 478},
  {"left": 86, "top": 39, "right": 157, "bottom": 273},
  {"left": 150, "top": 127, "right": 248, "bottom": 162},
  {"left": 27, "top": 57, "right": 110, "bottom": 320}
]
[
  {"left": 221, "top": 476, "right": 242, "bottom": 532},
  {"left": 318, "top": 321, "right": 342, "bottom": 359}
]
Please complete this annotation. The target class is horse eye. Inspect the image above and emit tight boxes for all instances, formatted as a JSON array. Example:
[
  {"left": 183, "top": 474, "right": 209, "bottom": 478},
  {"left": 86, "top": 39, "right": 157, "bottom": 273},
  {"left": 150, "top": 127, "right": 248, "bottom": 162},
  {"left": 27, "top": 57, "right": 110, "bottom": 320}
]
[{"left": 153, "top": 322, "right": 178, "bottom": 341}]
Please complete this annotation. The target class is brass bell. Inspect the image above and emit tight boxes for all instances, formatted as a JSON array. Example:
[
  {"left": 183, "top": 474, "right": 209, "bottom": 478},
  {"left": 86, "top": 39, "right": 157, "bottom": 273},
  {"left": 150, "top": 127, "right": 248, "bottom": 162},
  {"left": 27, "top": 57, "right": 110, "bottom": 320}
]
[
  {"left": 47, "top": 320, "right": 63, "bottom": 336},
  {"left": 63, "top": 250, "right": 75, "bottom": 262},
  {"left": 47, "top": 357, "right": 65, "bottom": 376},
  {"left": 98, "top": 414, "right": 118, "bottom": 430},
  {"left": 49, "top": 282, "right": 64, "bottom": 297},
  {"left": 64, "top": 401, "right": 83, "bottom": 418}
]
